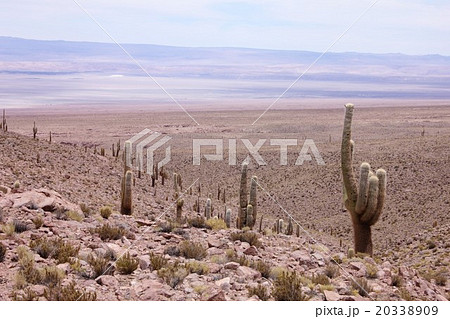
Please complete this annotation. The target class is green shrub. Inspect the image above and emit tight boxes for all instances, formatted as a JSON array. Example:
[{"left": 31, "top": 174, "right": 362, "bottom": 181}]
[
  {"left": 248, "top": 284, "right": 270, "bottom": 301},
  {"left": 44, "top": 281, "right": 97, "bottom": 301},
  {"left": 100, "top": 206, "right": 112, "bottom": 219},
  {"left": 272, "top": 271, "right": 309, "bottom": 301},
  {"left": 116, "top": 252, "right": 139, "bottom": 275},
  {"left": 230, "top": 231, "right": 261, "bottom": 248},
  {"left": 179, "top": 241, "right": 207, "bottom": 260},
  {"left": 39, "top": 266, "right": 65, "bottom": 287},
  {"left": 149, "top": 252, "right": 168, "bottom": 271}
]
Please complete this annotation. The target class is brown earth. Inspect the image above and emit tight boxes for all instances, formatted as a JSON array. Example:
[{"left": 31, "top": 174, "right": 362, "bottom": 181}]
[{"left": 0, "top": 104, "right": 449, "bottom": 300}]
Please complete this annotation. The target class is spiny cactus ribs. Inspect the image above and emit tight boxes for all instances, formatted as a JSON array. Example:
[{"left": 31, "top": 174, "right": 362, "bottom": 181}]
[{"left": 341, "top": 103, "right": 387, "bottom": 256}]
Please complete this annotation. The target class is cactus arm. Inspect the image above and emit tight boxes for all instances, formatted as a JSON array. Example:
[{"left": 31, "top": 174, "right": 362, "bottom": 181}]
[
  {"left": 355, "top": 162, "right": 371, "bottom": 214},
  {"left": 369, "top": 169, "right": 386, "bottom": 226},
  {"left": 341, "top": 104, "right": 358, "bottom": 211},
  {"left": 360, "top": 176, "right": 379, "bottom": 223}
]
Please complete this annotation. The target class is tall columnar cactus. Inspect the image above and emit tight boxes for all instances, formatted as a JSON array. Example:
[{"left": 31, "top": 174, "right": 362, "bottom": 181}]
[
  {"left": 225, "top": 208, "right": 231, "bottom": 228},
  {"left": 176, "top": 198, "right": 184, "bottom": 221},
  {"left": 173, "top": 173, "right": 178, "bottom": 193},
  {"left": 238, "top": 163, "right": 248, "bottom": 228},
  {"left": 121, "top": 170, "right": 133, "bottom": 215},
  {"left": 286, "top": 218, "right": 293, "bottom": 235},
  {"left": 249, "top": 176, "right": 257, "bottom": 228},
  {"left": 33, "top": 121, "right": 38, "bottom": 139},
  {"left": 205, "top": 198, "right": 212, "bottom": 219},
  {"left": 124, "top": 141, "right": 132, "bottom": 172},
  {"left": 341, "top": 103, "right": 387, "bottom": 256}
]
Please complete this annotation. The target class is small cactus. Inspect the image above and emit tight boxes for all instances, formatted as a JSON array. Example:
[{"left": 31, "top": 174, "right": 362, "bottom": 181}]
[
  {"left": 277, "top": 219, "right": 283, "bottom": 234},
  {"left": 121, "top": 170, "right": 133, "bottom": 215},
  {"left": 225, "top": 208, "right": 231, "bottom": 228},
  {"left": 173, "top": 173, "right": 179, "bottom": 193},
  {"left": 176, "top": 198, "right": 184, "bottom": 221},
  {"left": 341, "top": 103, "right": 387, "bottom": 256},
  {"left": 2, "top": 109, "right": 7, "bottom": 132},
  {"left": 286, "top": 218, "right": 293, "bottom": 235},
  {"left": 33, "top": 121, "right": 38, "bottom": 139},
  {"left": 205, "top": 198, "right": 211, "bottom": 219},
  {"left": 347, "top": 248, "right": 355, "bottom": 259}
]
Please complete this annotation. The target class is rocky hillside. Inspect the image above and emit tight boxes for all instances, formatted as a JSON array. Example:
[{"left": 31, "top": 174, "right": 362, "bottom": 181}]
[{"left": 0, "top": 131, "right": 448, "bottom": 301}]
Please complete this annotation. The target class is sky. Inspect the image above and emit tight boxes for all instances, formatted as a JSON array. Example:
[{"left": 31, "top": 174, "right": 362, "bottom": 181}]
[{"left": 1, "top": 0, "right": 449, "bottom": 55}]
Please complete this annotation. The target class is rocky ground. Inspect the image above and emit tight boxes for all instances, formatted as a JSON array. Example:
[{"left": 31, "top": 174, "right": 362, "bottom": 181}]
[{"left": 0, "top": 106, "right": 449, "bottom": 301}]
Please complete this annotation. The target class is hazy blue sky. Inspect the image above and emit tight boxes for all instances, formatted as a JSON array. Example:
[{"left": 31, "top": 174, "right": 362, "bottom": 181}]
[{"left": 1, "top": 0, "right": 449, "bottom": 55}]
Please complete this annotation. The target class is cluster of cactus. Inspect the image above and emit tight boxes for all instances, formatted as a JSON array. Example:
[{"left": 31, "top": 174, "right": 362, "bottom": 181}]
[
  {"left": 341, "top": 103, "right": 387, "bottom": 256},
  {"left": 112, "top": 140, "right": 121, "bottom": 157},
  {"left": 33, "top": 121, "right": 38, "bottom": 139},
  {"left": 1, "top": 109, "right": 7, "bottom": 132},
  {"left": 237, "top": 163, "right": 258, "bottom": 229}
]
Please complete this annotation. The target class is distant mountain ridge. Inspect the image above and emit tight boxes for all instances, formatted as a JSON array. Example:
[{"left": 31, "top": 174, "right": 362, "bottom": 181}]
[{"left": 1, "top": 36, "right": 450, "bottom": 104}]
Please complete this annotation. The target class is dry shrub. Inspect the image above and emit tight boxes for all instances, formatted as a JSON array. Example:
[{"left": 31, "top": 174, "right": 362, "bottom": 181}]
[
  {"left": 185, "top": 261, "right": 209, "bottom": 275},
  {"left": 91, "top": 223, "right": 126, "bottom": 241},
  {"left": 87, "top": 254, "right": 112, "bottom": 278},
  {"left": 248, "top": 284, "right": 270, "bottom": 301},
  {"left": 116, "top": 252, "right": 139, "bottom": 275},
  {"left": 32, "top": 215, "right": 44, "bottom": 229},
  {"left": 324, "top": 264, "right": 340, "bottom": 279},
  {"left": 149, "top": 252, "right": 168, "bottom": 271},
  {"left": 44, "top": 281, "right": 97, "bottom": 301},
  {"left": 179, "top": 241, "right": 207, "bottom": 260},
  {"left": 230, "top": 231, "right": 261, "bottom": 248},
  {"left": 352, "top": 278, "right": 372, "bottom": 297},
  {"left": 100, "top": 206, "right": 112, "bottom": 219},
  {"left": 272, "top": 271, "right": 309, "bottom": 301},
  {"left": 188, "top": 216, "right": 206, "bottom": 228},
  {"left": 157, "top": 262, "right": 188, "bottom": 288},
  {"left": 205, "top": 218, "right": 227, "bottom": 230}
]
